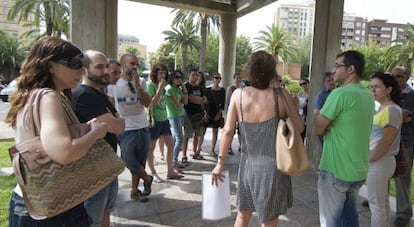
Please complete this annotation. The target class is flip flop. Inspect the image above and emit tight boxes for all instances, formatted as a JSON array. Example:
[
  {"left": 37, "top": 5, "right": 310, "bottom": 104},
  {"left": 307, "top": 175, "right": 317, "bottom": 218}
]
[{"left": 167, "top": 173, "right": 184, "bottom": 180}]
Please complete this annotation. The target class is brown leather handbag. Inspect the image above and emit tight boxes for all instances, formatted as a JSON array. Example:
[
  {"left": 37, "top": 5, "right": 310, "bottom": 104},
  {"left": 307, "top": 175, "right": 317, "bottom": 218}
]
[
  {"left": 8, "top": 89, "right": 125, "bottom": 219},
  {"left": 274, "top": 88, "right": 309, "bottom": 176}
]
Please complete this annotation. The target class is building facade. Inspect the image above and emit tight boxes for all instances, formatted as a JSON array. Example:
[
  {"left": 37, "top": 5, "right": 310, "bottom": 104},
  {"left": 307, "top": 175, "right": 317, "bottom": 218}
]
[
  {"left": 118, "top": 34, "right": 148, "bottom": 61},
  {"left": 274, "top": 0, "right": 407, "bottom": 48},
  {"left": 0, "top": 0, "right": 32, "bottom": 38}
]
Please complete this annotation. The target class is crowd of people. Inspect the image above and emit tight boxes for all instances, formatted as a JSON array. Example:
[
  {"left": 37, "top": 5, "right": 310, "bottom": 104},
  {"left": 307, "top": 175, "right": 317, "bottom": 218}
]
[{"left": 6, "top": 36, "right": 414, "bottom": 227}]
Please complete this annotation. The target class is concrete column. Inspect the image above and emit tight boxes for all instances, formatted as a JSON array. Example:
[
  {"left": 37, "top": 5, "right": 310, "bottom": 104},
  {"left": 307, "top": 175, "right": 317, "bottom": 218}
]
[
  {"left": 218, "top": 13, "right": 237, "bottom": 90},
  {"left": 306, "top": 0, "right": 344, "bottom": 168},
  {"left": 71, "top": 0, "right": 118, "bottom": 58}
]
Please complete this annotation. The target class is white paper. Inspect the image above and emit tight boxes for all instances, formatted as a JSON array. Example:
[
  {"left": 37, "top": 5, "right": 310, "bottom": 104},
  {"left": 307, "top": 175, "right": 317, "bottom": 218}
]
[{"left": 202, "top": 170, "right": 231, "bottom": 220}]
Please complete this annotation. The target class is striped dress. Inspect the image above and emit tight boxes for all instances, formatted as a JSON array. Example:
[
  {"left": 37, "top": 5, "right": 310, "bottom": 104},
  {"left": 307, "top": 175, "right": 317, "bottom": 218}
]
[{"left": 237, "top": 90, "right": 293, "bottom": 223}]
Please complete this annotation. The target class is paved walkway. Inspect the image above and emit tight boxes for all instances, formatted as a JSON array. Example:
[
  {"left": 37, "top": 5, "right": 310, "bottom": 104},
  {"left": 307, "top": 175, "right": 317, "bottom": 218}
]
[
  {"left": 110, "top": 129, "right": 414, "bottom": 227},
  {"left": 1, "top": 123, "right": 413, "bottom": 226}
]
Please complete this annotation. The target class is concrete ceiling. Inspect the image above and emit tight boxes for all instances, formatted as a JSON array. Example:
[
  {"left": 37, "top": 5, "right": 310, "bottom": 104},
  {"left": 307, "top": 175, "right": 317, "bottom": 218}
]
[{"left": 127, "top": 0, "right": 278, "bottom": 17}]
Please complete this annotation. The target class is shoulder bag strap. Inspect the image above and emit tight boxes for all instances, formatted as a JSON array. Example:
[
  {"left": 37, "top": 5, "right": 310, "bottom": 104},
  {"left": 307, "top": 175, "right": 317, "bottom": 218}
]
[
  {"left": 273, "top": 88, "right": 280, "bottom": 118},
  {"left": 277, "top": 88, "right": 290, "bottom": 120},
  {"left": 239, "top": 87, "right": 244, "bottom": 121}
]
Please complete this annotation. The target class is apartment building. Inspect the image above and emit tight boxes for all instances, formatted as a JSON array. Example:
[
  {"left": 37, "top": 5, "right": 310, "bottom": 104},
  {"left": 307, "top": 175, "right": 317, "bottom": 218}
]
[
  {"left": 274, "top": 0, "right": 407, "bottom": 47},
  {"left": 118, "top": 34, "right": 148, "bottom": 61},
  {"left": 274, "top": 0, "right": 315, "bottom": 41}
]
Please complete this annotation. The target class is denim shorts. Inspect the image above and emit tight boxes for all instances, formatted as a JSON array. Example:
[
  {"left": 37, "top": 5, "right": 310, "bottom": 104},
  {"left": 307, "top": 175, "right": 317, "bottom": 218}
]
[
  {"left": 9, "top": 192, "right": 90, "bottom": 227},
  {"left": 119, "top": 128, "right": 150, "bottom": 174},
  {"left": 84, "top": 178, "right": 118, "bottom": 227},
  {"left": 149, "top": 120, "right": 171, "bottom": 140}
]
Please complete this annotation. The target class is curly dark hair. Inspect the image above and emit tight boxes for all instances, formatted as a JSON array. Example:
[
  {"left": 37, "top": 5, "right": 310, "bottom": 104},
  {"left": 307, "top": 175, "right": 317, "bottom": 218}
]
[
  {"left": 370, "top": 72, "right": 402, "bottom": 106},
  {"left": 244, "top": 51, "right": 278, "bottom": 89},
  {"left": 150, "top": 62, "right": 168, "bottom": 83}
]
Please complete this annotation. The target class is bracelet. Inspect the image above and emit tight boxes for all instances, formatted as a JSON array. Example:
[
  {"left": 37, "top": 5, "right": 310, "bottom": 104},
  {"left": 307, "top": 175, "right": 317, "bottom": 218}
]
[{"left": 218, "top": 155, "right": 225, "bottom": 160}]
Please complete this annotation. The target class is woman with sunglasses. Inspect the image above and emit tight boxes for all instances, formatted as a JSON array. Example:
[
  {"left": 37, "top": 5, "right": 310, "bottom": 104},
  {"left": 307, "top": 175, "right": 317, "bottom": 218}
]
[
  {"left": 165, "top": 70, "right": 188, "bottom": 173},
  {"left": 6, "top": 37, "right": 107, "bottom": 226},
  {"left": 368, "top": 72, "right": 402, "bottom": 227},
  {"left": 297, "top": 78, "right": 309, "bottom": 140},
  {"left": 202, "top": 72, "right": 226, "bottom": 157}
]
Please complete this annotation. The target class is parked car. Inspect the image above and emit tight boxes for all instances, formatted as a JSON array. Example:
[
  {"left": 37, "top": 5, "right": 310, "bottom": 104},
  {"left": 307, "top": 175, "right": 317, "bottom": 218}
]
[{"left": 0, "top": 79, "right": 17, "bottom": 102}]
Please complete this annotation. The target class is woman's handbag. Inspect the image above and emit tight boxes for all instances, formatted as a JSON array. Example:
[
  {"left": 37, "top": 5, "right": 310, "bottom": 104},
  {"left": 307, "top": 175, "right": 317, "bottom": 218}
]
[
  {"left": 8, "top": 89, "right": 125, "bottom": 219},
  {"left": 274, "top": 88, "right": 309, "bottom": 176},
  {"left": 393, "top": 141, "right": 408, "bottom": 178}
]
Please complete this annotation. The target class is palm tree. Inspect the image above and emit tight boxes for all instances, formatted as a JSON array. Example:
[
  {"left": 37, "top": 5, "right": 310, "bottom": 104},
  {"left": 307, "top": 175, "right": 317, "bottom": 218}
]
[
  {"left": 383, "top": 23, "right": 414, "bottom": 72},
  {"left": 7, "top": 0, "right": 70, "bottom": 38},
  {"left": 163, "top": 19, "right": 199, "bottom": 75},
  {"left": 172, "top": 9, "right": 220, "bottom": 72},
  {"left": 0, "top": 33, "right": 28, "bottom": 82},
  {"left": 254, "top": 24, "right": 298, "bottom": 63}
]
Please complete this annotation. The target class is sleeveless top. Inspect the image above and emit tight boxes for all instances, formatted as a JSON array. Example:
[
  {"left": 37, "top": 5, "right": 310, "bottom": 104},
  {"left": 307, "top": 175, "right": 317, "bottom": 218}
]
[{"left": 236, "top": 88, "right": 292, "bottom": 223}]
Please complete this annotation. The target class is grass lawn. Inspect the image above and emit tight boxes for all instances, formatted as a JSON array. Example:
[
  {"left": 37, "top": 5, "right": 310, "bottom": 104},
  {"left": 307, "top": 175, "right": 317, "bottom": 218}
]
[{"left": 0, "top": 139, "right": 15, "bottom": 227}]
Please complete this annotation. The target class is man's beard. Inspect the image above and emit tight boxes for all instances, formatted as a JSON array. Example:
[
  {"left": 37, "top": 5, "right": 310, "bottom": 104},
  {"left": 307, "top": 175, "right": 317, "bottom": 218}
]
[{"left": 88, "top": 73, "right": 109, "bottom": 86}]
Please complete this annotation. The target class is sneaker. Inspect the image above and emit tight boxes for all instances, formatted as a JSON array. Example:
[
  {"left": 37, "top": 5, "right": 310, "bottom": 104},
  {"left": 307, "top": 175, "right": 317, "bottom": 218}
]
[
  {"left": 152, "top": 173, "right": 163, "bottom": 183},
  {"left": 130, "top": 190, "right": 149, "bottom": 202},
  {"left": 394, "top": 217, "right": 409, "bottom": 227},
  {"left": 142, "top": 175, "right": 153, "bottom": 196}
]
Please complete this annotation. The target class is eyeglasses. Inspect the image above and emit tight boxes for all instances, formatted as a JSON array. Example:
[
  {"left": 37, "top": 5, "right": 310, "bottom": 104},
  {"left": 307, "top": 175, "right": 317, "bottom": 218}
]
[
  {"left": 56, "top": 59, "right": 83, "bottom": 69},
  {"left": 213, "top": 77, "right": 222, "bottom": 80},
  {"left": 175, "top": 76, "right": 183, "bottom": 79},
  {"left": 300, "top": 82, "right": 308, "bottom": 86},
  {"left": 333, "top": 63, "right": 348, "bottom": 69}
]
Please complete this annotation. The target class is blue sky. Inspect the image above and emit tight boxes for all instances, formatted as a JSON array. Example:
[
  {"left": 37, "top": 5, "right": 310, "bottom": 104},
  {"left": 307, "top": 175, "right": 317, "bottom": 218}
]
[{"left": 118, "top": 0, "right": 414, "bottom": 52}]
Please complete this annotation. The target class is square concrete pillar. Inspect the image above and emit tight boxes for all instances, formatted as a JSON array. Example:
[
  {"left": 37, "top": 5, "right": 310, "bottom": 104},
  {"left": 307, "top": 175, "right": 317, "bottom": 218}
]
[{"left": 71, "top": 0, "right": 118, "bottom": 58}]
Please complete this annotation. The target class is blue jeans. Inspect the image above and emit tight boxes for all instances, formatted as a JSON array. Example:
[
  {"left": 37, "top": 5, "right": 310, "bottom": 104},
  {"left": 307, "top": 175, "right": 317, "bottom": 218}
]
[
  {"left": 119, "top": 128, "right": 150, "bottom": 174},
  {"left": 9, "top": 192, "right": 90, "bottom": 227},
  {"left": 84, "top": 178, "right": 118, "bottom": 227},
  {"left": 169, "top": 116, "right": 184, "bottom": 165},
  {"left": 318, "top": 170, "right": 364, "bottom": 227}
]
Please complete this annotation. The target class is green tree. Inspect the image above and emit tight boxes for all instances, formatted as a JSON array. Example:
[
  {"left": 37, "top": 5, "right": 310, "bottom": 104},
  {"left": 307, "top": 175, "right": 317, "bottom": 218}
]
[
  {"left": 125, "top": 47, "right": 141, "bottom": 57},
  {"left": 253, "top": 24, "right": 298, "bottom": 63},
  {"left": 7, "top": 0, "right": 70, "bottom": 38},
  {"left": 297, "top": 35, "right": 312, "bottom": 77},
  {"left": 163, "top": 19, "right": 199, "bottom": 75},
  {"left": 235, "top": 35, "right": 253, "bottom": 73},
  {"left": 345, "top": 39, "right": 387, "bottom": 80},
  {"left": 172, "top": 9, "right": 220, "bottom": 72},
  {"left": 0, "top": 32, "right": 28, "bottom": 82},
  {"left": 383, "top": 23, "right": 414, "bottom": 73}
]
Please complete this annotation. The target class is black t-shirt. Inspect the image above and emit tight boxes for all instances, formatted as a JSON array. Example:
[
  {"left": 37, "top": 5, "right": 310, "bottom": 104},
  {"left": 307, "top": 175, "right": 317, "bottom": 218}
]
[
  {"left": 184, "top": 82, "right": 204, "bottom": 115},
  {"left": 72, "top": 85, "right": 118, "bottom": 152},
  {"left": 205, "top": 87, "right": 225, "bottom": 116}
]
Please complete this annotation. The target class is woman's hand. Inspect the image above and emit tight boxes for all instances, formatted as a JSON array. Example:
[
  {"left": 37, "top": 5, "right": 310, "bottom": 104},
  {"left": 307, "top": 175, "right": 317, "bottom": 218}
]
[
  {"left": 88, "top": 118, "right": 108, "bottom": 139},
  {"left": 211, "top": 164, "right": 224, "bottom": 186}
]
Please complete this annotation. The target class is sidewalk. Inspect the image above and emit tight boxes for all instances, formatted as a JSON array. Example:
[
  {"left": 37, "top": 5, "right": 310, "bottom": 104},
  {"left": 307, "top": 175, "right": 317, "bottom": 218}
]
[
  {"left": 110, "top": 129, "right": 413, "bottom": 227},
  {"left": 1, "top": 123, "right": 413, "bottom": 226}
]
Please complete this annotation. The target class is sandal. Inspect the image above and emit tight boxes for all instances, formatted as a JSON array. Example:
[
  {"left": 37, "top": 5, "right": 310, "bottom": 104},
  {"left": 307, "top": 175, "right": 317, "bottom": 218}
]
[
  {"left": 142, "top": 175, "right": 153, "bottom": 196},
  {"left": 174, "top": 167, "right": 184, "bottom": 174},
  {"left": 181, "top": 156, "right": 189, "bottom": 164},
  {"left": 152, "top": 173, "right": 163, "bottom": 183},
  {"left": 193, "top": 154, "right": 205, "bottom": 160},
  {"left": 167, "top": 173, "right": 184, "bottom": 180}
]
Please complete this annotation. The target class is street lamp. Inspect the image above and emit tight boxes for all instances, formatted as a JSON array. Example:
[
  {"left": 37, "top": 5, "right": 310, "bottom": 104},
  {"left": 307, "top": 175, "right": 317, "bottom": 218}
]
[{"left": 169, "top": 52, "right": 177, "bottom": 70}]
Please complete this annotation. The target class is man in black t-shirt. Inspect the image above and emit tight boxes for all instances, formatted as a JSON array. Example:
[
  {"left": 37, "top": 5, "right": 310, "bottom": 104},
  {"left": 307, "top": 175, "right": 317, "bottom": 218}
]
[
  {"left": 182, "top": 68, "right": 207, "bottom": 163},
  {"left": 72, "top": 50, "right": 125, "bottom": 227}
]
